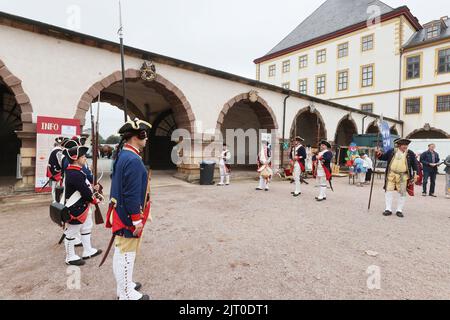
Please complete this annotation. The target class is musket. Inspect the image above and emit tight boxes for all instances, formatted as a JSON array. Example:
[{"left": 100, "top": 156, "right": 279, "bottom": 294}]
[
  {"left": 99, "top": 1, "right": 131, "bottom": 268},
  {"left": 91, "top": 95, "right": 104, "bottom": 225},
  {"left": 118, "top": 0, "right": 128, "bottom": 122}
]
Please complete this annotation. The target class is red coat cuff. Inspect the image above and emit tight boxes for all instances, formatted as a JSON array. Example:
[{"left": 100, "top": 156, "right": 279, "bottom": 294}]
[{"left": 130, "top": 213, "right": 142, "bottom": 222}]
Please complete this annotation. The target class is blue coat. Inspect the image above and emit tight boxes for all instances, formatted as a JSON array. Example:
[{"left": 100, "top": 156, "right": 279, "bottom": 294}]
[
  {"left": 420, "top": 151, "right": 440, "bottom": 173},
  {"left": 110, "top": 146, "right": 148, "bottom": 238},
  {"left": 62, "top": 157, "right": 94, "bottom": 184},
  {"left": 64, "top": 166, "right": 94, "bottom": 225}
]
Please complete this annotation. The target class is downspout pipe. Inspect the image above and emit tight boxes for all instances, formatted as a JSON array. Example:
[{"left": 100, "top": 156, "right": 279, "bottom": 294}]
[
  {"left": 362, "top": 115, "right": 369, "bottom": 135},
  {"left": 398, "top": 48, "right": 404, "bottom": 137}
]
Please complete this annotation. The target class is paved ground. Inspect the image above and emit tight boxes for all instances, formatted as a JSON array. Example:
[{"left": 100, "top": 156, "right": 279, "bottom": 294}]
[{"left": 0, "top": 173, "right": 449, "bottom": 300}]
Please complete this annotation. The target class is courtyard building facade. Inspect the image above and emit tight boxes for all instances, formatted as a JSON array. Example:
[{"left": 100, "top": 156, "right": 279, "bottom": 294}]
[
  {"left": 254, "top": 0, "right": 450, "bottom": 140},
  {"left": 0, "top": 10, "right": 401, "bottom": 191}
]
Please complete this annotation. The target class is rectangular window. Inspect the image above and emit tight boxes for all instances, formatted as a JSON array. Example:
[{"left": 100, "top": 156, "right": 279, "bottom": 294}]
[
  {"left": 338, "top": 42, "right": 349, "bottom": 58},
  {"left": 282, "top": 82, "right": 290, "bottom": 90},
  {"left": 316, "top": 49, "right": 326, "bottom": 64},
  {"left": 362, "top": 34, "right": 374, "bottom": 52},
  {"left": 282, "top": 60, "right": 290, "bottom": 73},
  {"left": 405, "top": 98, "right": 421, "bottom": 114},
  {"left": 337, "top": 70, "right": 349, "bottom": 91},
  {"left": 361, "top": 103, "right": 374, "bottom": 113},
  {"left": 316, "top": 75, "right": 326, "bottom": 95},
  {"left": 406, "top": 55, "right": 421, "bottom": 79},
  {"left": 436, "top": 95, "right": 450, "bottom": 112},
  {"left": 426, "top": 25, "right": 440, "bottom": 39},
  {"left": 298, "top": 79, "right": 307, "bottom": 94},
  {"left": 299, "top": 55, "right": 308, "bottom": 69},
  {"left": 268, "top": 64, "right": 276, "bottom": 77},
  {"left": 361, "top": 64, "right": 374, "bottom": 87},
  {"left": 438, "top": 48, "right": 450, "bottom": 74}
]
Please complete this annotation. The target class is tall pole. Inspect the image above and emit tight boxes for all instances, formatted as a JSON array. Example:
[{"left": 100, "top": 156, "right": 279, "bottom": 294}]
[
  {"left": 368, "top": 117, "right": 382, "bottom": 211},
  {"left": 118, "top": 0, "right": 128, "bottom": 123}
]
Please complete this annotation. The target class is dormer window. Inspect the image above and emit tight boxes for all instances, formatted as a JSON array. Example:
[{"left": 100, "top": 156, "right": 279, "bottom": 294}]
[{"left": 426, "top": 24, "right": 440, "bottom": 39}]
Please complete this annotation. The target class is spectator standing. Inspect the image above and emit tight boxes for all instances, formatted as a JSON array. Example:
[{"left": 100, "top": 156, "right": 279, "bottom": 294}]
[{"left": 420, "top": 144, "right": 440, "bottom": 197}]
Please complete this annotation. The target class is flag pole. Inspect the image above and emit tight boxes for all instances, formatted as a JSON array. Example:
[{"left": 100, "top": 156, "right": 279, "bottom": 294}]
[{"left": 118, "top": 0, "right": 128, "bottom": 123}]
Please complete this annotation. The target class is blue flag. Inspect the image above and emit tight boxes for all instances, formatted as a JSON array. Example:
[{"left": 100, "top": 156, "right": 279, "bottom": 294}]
[{"left": 380, "top": 121, "right": 392, "bottom": 151}]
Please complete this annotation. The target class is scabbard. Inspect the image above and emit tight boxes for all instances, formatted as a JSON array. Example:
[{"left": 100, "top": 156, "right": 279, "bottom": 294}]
[
  {"left": 57, "top": 233, "right": 66, "bottom": 245},
  {"left": 98, "top": 234, "right": 115, "bottom": 268}
]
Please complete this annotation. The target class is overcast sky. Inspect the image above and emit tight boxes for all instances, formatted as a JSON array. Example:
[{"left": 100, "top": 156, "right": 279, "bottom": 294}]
[{"left": 1, "top": 0, "right": 448, "bottom": 138}]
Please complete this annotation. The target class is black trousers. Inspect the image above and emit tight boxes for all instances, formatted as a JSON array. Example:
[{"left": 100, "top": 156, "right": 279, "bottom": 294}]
[
  {"left": 423, "top": 171, "right": 437, "bottom": 195},
  {"left": 365, "top": 169, "right": 373, "bottom": 182}
]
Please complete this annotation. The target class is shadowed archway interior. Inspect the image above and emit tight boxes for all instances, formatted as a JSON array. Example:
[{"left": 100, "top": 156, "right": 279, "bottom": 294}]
[
  {"left": 335, "top": 117, "right": 358, "bottom": 147},
  {"left": 76, "top": 70, "right": 196, "bottom": 170},
  {"left": 218, "top": 95, "right": 278, "bottom": 169},
  {"left": 0, "top": 79, "right": 21, "bottom": 177},
  {"left": 291, "top": 110, "right": 327, "bottom": 148}
]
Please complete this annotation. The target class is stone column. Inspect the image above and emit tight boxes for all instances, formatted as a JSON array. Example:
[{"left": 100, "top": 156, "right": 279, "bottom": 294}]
[{"left": 15, "top": 125, "right": 37, "bottom": 191}]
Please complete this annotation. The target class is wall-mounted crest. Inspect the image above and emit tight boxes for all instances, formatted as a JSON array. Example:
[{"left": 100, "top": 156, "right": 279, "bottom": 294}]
[
  {"left": 248, "top": 90, "right": 259, "bottom": 103},
  {"left": 140, "top": 61, "right": 157, "bottom": 82}
]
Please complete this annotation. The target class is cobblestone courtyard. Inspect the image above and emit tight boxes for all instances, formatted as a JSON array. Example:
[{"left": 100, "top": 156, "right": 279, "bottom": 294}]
[{"left": 0, "top": 174, "right": 449, "bottom": 300}]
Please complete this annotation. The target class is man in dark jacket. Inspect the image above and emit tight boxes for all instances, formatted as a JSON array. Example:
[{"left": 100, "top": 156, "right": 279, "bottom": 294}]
[
  {"left": 377, "top": 138, "right": 418, "bottom": 218},
  {"left": 420, "top": 144, "right": 440, "bottom": 197}
]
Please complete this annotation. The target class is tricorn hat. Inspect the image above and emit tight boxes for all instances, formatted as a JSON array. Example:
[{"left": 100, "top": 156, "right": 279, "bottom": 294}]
[
  {"left": 55, "top": 136, "right": 65, "bottom": 145},
  {"left": 62, "top": 136, "right": 81, "bottom": 149},
  {"left": 394, "top": 138, "right": 411, "bottom": 146},
  {"left": 320, "top": 140, "right": 332, "bottom": 149},
  {"left": 295, "top": 136, "right": 305, "bottom": 142},
  {"left": 118, "top": 118, "right": 152, "bottom": 135},
  {"left": 63, "top": 146, "right": 89, "bottom": 162}
]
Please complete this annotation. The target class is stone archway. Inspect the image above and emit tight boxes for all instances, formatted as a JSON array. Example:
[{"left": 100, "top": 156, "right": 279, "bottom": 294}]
[
  {"left": 216, "top": 93, "right": 279, "bottom": 169},
  {"left": 406, "top": 127, "right": 450, "bottom": 139},
  {"left": 74, "top": 69, "right": 196, "bottom": 134},
  {"left": 74, "top": 69, "right": 197, "bottom": 175},
  {"left": 0, "top": 58, "right": 35, "bottom": 191},
  {"left": 366, "top": 120, "right": 379, "bottom": 134},
  {"left": 290, "top": 107, "right": 327, "bottom": 148},
  {"left": 390, "top": 125, "right": 399, "bottom": 136},
  {"left": 334, "top": 115, "right": 358, "bottom": 147}
]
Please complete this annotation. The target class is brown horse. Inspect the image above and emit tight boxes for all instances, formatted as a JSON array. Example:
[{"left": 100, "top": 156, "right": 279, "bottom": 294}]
[{"left": 99, "top": 145, "right": 114, "bottom": 159}]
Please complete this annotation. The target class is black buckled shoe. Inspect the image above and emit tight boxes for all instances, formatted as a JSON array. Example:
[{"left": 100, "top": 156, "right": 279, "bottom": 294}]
[
  {"left": 134, "top": 282, "right": 142, "bottom": 291},
  {"left": 83, "top": 249, "right": 103, "bottom": 260},
  {"left": 315, "top": 197, "right": 326, "bottom": 201},
  {"left": 293, "top": 193, "right": 301, "bottom": 197},
  {"left": 66, "top": 259, "right": 85, "bottom": 266},
  {"left": 139, "top": 294, "right": 150, "bottom": 300},
  {"left": 396, "top": 212, "right": 404, "bottom": 218},
  {"left": 383, "top": 210, "right": 393, "bottom": 216}
]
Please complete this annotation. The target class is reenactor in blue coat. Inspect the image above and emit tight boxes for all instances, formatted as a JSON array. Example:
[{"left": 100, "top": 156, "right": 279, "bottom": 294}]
[
  {"left": 61, "top": 137, "right": 94, "bottom": 184},
  {"left": 313, "top": 141, "right": 333, "bottom": 202},
  {"left": 106, "top": 118, "right": 152, "bottom": 300},
  {"left": 62, "top": 145, "right": 102, "bottom": 266},
  {"left": 46, "top": 136, "right": 66, "bottom": 202},
  {"left": 290, "top": 136, "right": 307, "bottom": 197}
]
